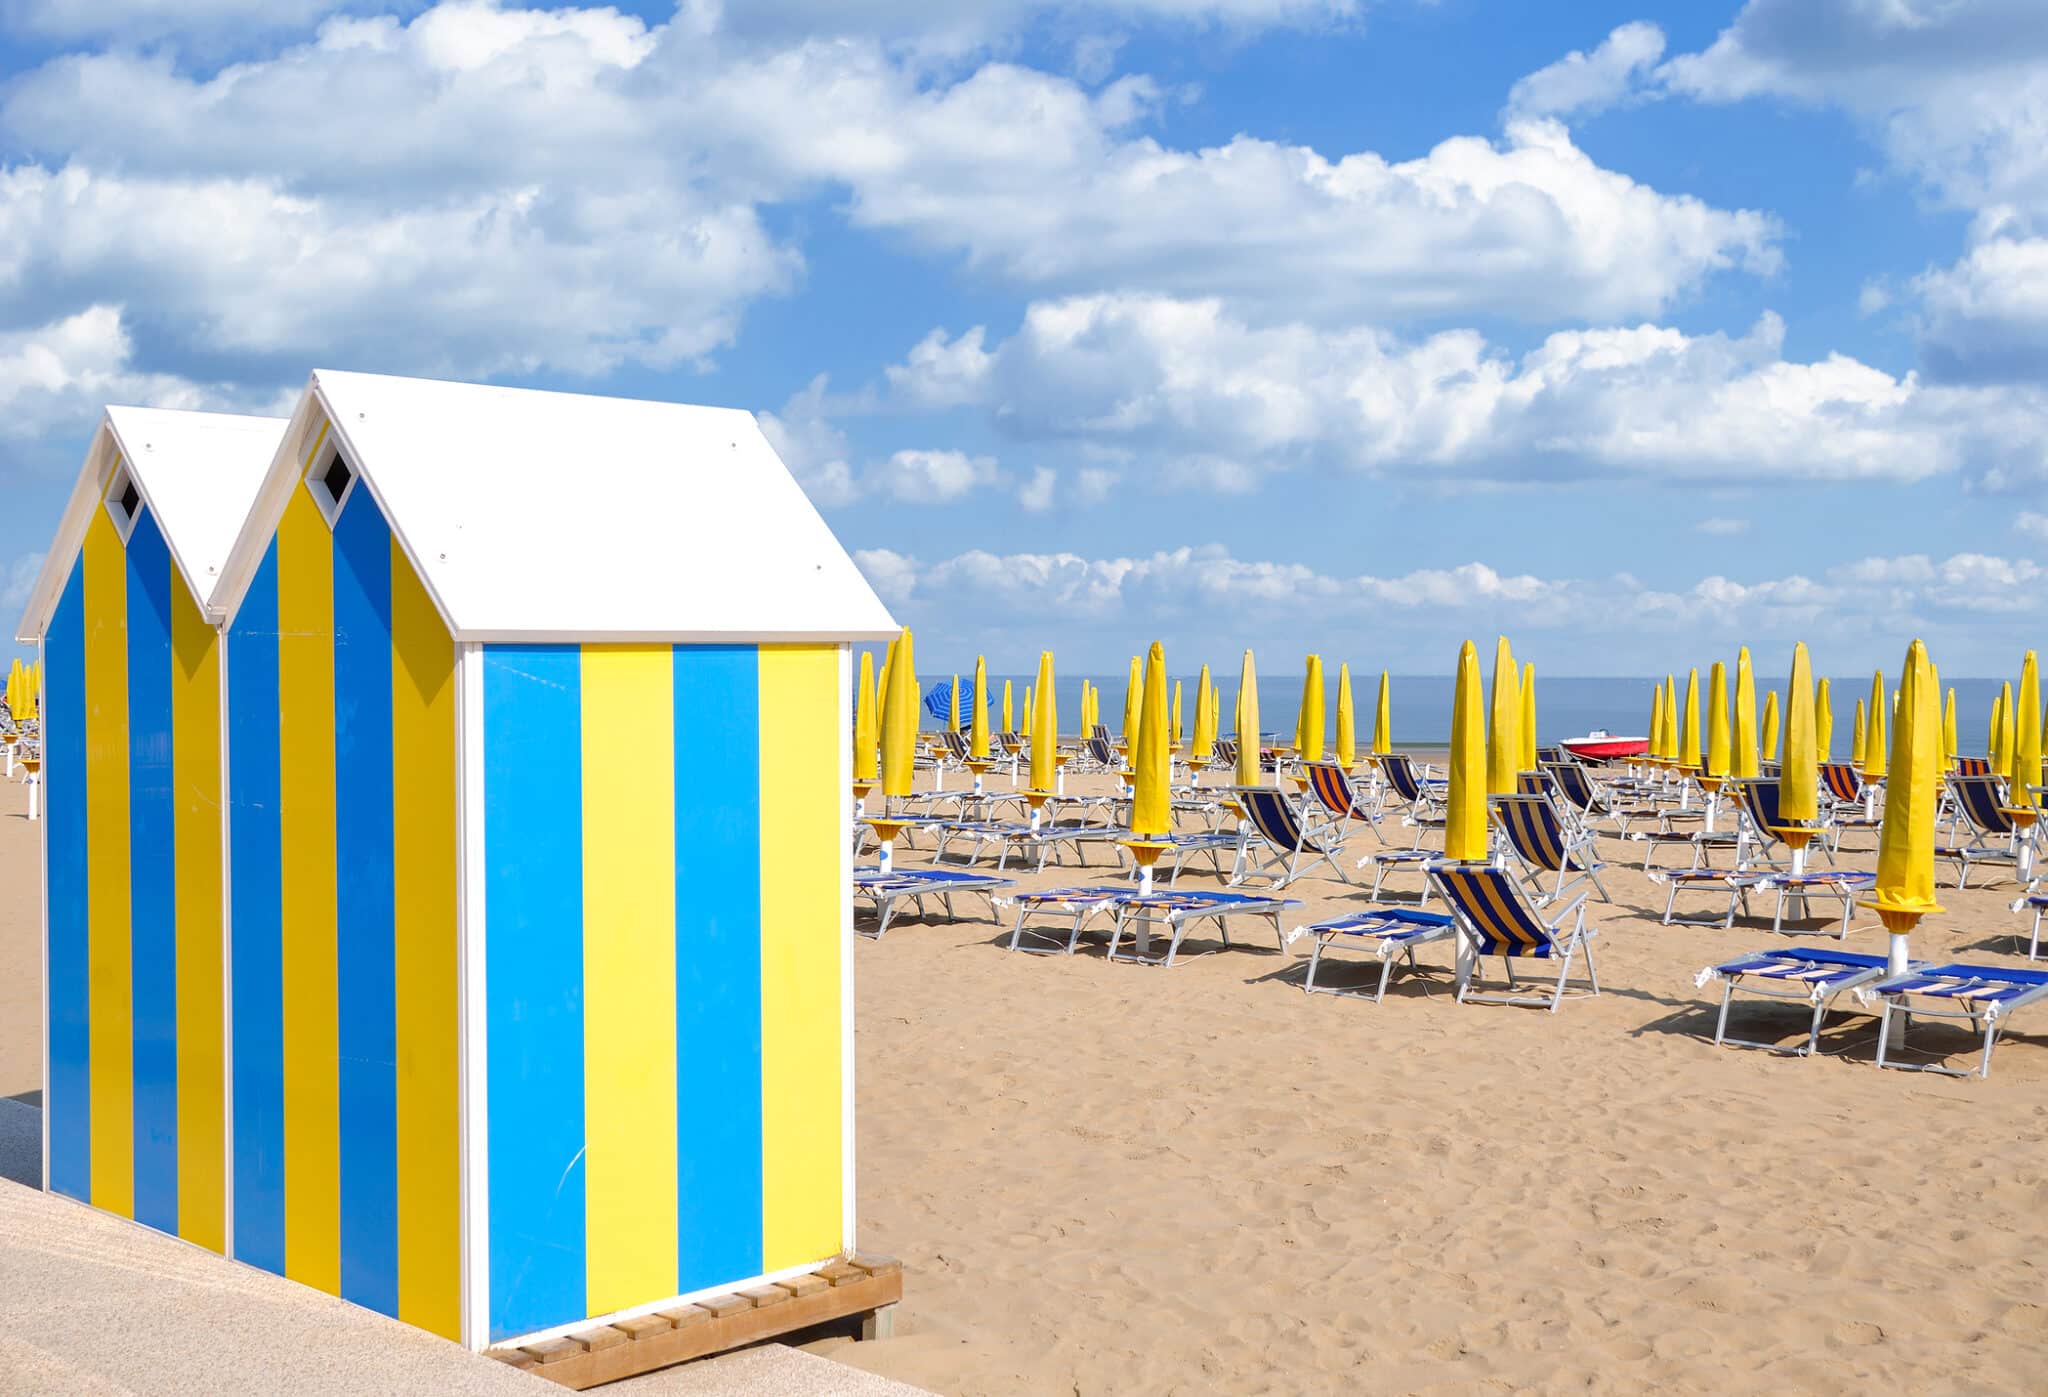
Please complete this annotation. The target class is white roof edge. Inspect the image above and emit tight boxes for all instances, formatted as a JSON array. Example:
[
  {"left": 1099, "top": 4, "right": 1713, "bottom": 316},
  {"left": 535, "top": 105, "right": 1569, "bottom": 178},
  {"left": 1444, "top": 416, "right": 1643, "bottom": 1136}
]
[
  {"left": 101, "top": 409, "right": 243, "bottom": 617},
  {"left": 210, "top": 375, "right": 325, "bottom": 624},
  {"left": 458, "top": 629, "right": 897, "bottom": 645},
  {"left": 13, "top": 414, "right": 118, "bottom": 642}
]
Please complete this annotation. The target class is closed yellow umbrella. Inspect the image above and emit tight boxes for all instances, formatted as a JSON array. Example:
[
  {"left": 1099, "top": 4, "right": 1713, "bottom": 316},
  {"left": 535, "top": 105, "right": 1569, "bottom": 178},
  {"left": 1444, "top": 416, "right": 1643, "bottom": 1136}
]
[
  {"left": 26, "top": 661, "right": 36, "bottom": 722},
  {"left": 1208, "top": 685, "right": 1221, "bottom": 756},
  {"left": 877, "top": 638, "right": 895, "bottom": 737},
  {"left": 1172, "top": 680, "right": 1183, "bottom": 749},
  {"left": 1300, "top": 654, "right": 1326, "bottom": 762},
  {"left": 1373, "top": 670, "right": 1392, "bottom": 756},
  {"left": 1816, "top": 678, "right": 1834, "bottom": 761},
  {"left": 1030, "top": 651, "right": 1057, "bottom": 794},
  {"left": 1989, "top": 687, "right": 2006, "bottom": 774},
  {"left": 1445, "top": 640, "right": 1488, "bottom": 863},
  {"left": 1122, "top": 655, "right": 1141, "bottom": 750},
  {"left": 1022, "top": 685, "right": 1033, "bottom": 744},
  {"left": 1870, "top": 638, "right": 1942, "bottom": 974},
  {"left": 1662, "top": 675, "right": 1679, "bottom": 762},
  {"left": 1648, "top": 680, "right": 1665, "bottom": 763},
  {"left": 1003, "top": 680, "right": 1013, "bottom": 734},
  {"left": 970, "top": 656, "right": 990, "bottom": 760},
  {"left": 882, "top": 629, "right": 916, "bottom": 798},
  {"left": 1132, "top": 641, "right": 1171, "bottom": 837},
  {"left": 1520, "top": 661, "right": 1538, "bottom": 770},
  {"left": 2000, "top": 680, "right": 2019, "bottom": 781},
  {"left": 1853, "top": 700, "right": 1867, "bottom": 772},
  {"left": 1733, "top": 647, "right": 1759, "bottom": 778},
  {"left": 853, "top": 650, "right": 879, "bottom": 785},
  {"left": 1863, "top": 670, "right": 1887, "bottom": 780},
  {"left": 1235, "top": 650, "right": 1262, "bottom": 787},
  {"left": 2016, "top": 652, "right": 2041, "bottom": 810},
  {"left": 1782, "top": 644, "right": 1818, "bottom": 824},
  {"left": 1943, "top": 687, "right": 1958, "bottom": 767},
  {"left": 1761, "top": 690, "right": 1780, "bottom": 763},
  {"left": 1487, "top": 637, "right": 1519, "bottom": 795},
  {"left": 1705, "top": 662, "right": 1730, "bottom": 780},
  {"left": 1680, "top": 667, "right": 1702, "bottom": 770},
  {"left": 1335, "top": 663, "right": 1356, "bottom": 768},
  {"left": 1191, "top": 664, "right": 1214, "bottom": 762},
  {"left": 949, "top": 674, "right": 960, "bottom": 733}
]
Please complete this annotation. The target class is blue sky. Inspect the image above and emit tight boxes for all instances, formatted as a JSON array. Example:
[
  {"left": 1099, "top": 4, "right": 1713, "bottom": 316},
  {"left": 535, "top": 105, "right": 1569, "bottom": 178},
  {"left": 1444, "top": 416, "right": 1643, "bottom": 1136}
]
[{"left": 2, "top": 0, "right": 2045, "bottom": 680}]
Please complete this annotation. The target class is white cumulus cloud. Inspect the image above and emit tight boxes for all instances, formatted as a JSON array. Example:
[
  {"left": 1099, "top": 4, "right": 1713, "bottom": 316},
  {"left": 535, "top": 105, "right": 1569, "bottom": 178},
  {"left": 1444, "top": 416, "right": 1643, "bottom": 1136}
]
[{"left": 1505, "top": 21, "right": 1666, "bottom": 123}]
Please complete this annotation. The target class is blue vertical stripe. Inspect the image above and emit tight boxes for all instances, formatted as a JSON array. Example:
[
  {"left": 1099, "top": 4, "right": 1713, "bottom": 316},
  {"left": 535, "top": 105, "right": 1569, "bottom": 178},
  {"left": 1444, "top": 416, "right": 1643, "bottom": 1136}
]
[
  {"left": 47, "top": 556, "right": 91, "bottom": 1202},
  {"left": 332, "top": 491, "right": 398, "bottom": 1318},
  {"left": 229, "top": 544, "right": 286, "bottom": 1275},
  {"left": 126, "top": 511, "right": 179, "bottom": 1235},
  {"left": 483, "top": 644, "right": 587, "bottom": 1340},
  {"left": 671, "top": 645, "right": 764, "bottom": 1292}
]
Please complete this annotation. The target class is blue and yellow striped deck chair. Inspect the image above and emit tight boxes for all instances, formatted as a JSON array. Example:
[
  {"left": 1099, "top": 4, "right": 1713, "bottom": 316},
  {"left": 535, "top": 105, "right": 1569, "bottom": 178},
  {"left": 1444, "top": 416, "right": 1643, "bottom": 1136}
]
[
  {"left": 1938, "top": 773, "right": 2024, "bottom": 889},
  {"left": 1304, "top": 761, "right": 1384, "bottom": 841},
  {"left": 1211, "top": 737, "right": 1239, "bottom": 769},
  {"left": 1426, "top": 863, "right": 1600, "bottom": 1011},
  {"left": 1726, "top": 777, "right": 1793, "bottom": 871},
  {"left": 1231, "top": 786, "right": 1352, "bottom": 889},
  {"left": 1543, "top": 759, "right": 1657, "bottom": 835},
  {"left": 1489, "top": 793, "right": 1609, "bottom": 906}
]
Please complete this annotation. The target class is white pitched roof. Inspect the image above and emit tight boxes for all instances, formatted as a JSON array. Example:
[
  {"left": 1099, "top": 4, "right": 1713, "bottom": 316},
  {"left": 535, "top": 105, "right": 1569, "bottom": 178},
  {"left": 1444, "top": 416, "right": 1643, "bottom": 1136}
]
[
  {"left": 216, "top": 370, "right": 896, "bottom": 643},
  {"left": 15, "top": 407, "right": 287, "bottom": 641}
]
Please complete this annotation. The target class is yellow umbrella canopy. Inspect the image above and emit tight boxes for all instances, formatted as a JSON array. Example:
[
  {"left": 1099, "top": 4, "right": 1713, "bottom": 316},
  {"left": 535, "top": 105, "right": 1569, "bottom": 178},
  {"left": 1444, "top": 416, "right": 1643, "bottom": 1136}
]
[
  {"left": 1705, "top": 661, "right": 1730, "bottom": 779},
  {"left": 1132, "top": 641, "right": 1171, "bottom": 837},
  {"left": 1021, "top": 684, "right": 1033, "bottom": 743},
  {"left": 1988, "top": 686, "right": 2006, "bottom": 776},
  {"left": 1235, "top": 649, "right": 1262, "bottom": 786},
  {"left": 1661, "top": 675, "right": 1679, "bottom": 762},
  {"left": 4, "top": 658, "right": 18, "bottom": 716},
  {"left": 881, "top": 629, "right": 917, "bottom": 798},
  {"left": 1862, "top": 670, "right": 1887, "bottom": 779},
  {"left": 1852, "top": 699, "right": 1867, "bottom": 772},
  {"left": 1648, "top": 680, "right": 1665, "bottom": 761},
  {"left": 1122, "top": 655, "right": 1141, "bottom": 748},
  {"left": 1003, "top": 680, "right": 1013, "bottom": 733},
  {"left": 1943, "top": 687, "right": 1958, "bottom": 767},
  {"left": 1781, "top": 643, "right": 1818, "bottom": 823},
  {"left": 1190, "top": 664, "right": 1214, "bottom": 761},
  {"left": 1487, "top": 636, "right": 1520, "bottom": 795},
  {"left": 1335, "top": 662, "right": 1356, "bottom": 767},
  {"left": 2000, "top": 680, "right": 2019, "bottom": 781},
  {"left": 1300, "top": 654, "right": 1326, "bottom": 762},
  {"left": 1373, "top": 670, "right": 1392, "bottom": 755},
  {"left": 2016, "top": 651, "right": 2041, "bottom": 809},
  {"left": 1445, "top": 640, "right": 1489, "bottom": 862},
  {"left": 877, "top": 638, "right": 895, "bottom": 740},
  {"left": 947, "top": 674, "right": 959, "bottom": 732},
  {"left": 1816, "top": 677, "right": 1834, "bottom": 761},
  {"left": 1871, "top": 639, "right": 1943, "bottom": 946},
  {"left": 1171, "top": 680, "right": 1183, "bottom": 748},
  {"left": 1207, "top": 684, "right": 1221, "bottom": 754},
  {"left": 853, "top": 649, "right": 879, "bottom": 783},
  {"left": 1732, "top": 647, "right": 1759, "bottom": 778},
  {"left": 1520, "top": 661, "right": 1537, "bottom": 770},
  {"left": 1680, "top": 667, "right": 1702, "bottom": 770},
  {"left": 21, "top": 662, "right": 35, "bottom": 722},
  {"left": 970, "top": 656, "right": 990, "bottom": 759},
  {"left": 1030, "top": 651, "right": 1057, "bottom": 791},
  {"left": 1761, "top": 689, "right": 1781, "bottom": 763}
]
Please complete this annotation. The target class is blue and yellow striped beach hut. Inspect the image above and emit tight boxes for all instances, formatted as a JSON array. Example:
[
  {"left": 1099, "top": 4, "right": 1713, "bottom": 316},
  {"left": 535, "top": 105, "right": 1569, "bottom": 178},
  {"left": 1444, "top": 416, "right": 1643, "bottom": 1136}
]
[
  {"left": 14, "top": 407, "right": 286, "bottom": 1258},
  {"left": 201, "top": 370, "right": 896, "bottom": 1350}
]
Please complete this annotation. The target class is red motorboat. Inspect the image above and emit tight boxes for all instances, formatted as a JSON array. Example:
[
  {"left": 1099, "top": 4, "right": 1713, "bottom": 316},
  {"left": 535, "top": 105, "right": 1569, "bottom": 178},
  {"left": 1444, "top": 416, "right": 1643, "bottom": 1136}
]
[{"left": 1558, "top": 730, "right": 1648, "bottom": 762}]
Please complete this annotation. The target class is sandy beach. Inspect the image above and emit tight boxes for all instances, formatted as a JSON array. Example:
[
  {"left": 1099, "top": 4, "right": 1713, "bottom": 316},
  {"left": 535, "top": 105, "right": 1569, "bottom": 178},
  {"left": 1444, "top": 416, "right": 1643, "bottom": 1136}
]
[{"left": 5, "top": 761, "right": 2046, "bottom": 1394}]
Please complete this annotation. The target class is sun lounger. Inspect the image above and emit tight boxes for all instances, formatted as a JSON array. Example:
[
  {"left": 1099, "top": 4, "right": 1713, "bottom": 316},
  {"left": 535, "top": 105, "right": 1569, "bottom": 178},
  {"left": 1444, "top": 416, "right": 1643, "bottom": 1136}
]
[
  {"left": 1303, "top": 761, "right": 1385, "bottom": 841},
  {"left": 853, "top": 866, "right": 1014, "bottom": 939},
  {"left": 1695, "top": 946, "right": 1896, "bottom": 1055},
  {"left": 1294, "top": 907, "right": 1456, "bottom": 1002},
  {"left": 1648, "top": 868, "right": 1764, "bottom": 927},
  {"left": 1864, "top": 962, "right": 2048, "bottom": 1078},
  {"left": 1359, "top": 847, "right": 1437, "bottom": 905},
  {"left": 1427, "top": 863, "right": 1600, "bottom": 1010},
  {"left": 996, "top": 885, "right": 1297, "bottom": 965},
  {"left": 931, "top": 819, "right": 1125, "bottom": 872},
  {"left": 1544, "top": 760, "right": 1657, "bottom": 835},
  {"left": 1750, "top": 869, "right": 1876, "bottom": 937},
  {"left": 1937, "top": 773, "right": 2026, "bottom": 889}
]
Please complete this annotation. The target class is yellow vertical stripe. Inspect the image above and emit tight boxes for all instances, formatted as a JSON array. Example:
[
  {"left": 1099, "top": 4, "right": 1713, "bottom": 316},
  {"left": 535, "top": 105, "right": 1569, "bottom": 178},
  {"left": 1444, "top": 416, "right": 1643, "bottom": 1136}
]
[
  {"left": 390, "top": 540, "right": 461, "bottom": 1339},
  {"left": 581, "top": 644, "right": 678, "bottom": 1314},
  {"left": 83, "top": 505, "right": 134, "bottom": 1218},
  {"left": 758, "top": 644, "right": 843, "bottom": 1269},
  {"left": 277, "top": 481, "right": 340, "bottom": 1294},
  {"left": 170, "top": 576, "right": 225, "bottom": 1253}
]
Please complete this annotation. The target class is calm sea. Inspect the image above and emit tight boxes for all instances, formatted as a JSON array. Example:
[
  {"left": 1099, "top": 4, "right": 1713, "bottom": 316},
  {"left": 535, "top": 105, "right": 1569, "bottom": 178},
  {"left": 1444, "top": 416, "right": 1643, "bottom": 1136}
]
[{"left": 923, "top": 673, "right": 2012, "bottom": 756}]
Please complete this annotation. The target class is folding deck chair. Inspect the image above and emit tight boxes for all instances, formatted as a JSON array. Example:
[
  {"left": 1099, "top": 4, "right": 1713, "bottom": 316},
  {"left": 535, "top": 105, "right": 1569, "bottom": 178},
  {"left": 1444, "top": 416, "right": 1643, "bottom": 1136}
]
[
  {"left": 1819, "top": 762, "right": 1883, "bottom": 848},
  {"left": 1379, "top": 753, "right": 1447, "bottom": 830},
  {"left": 1231, "top": 787, "right": 1353, "bottom": 889},
  {"left": 853, "top": 867, "right": 1014, "bottom": 939},
  {"left": 996, "top": 886, "right": 1296, "bottom": 965},
  {"left": 1303, "top": 761, "right": 1385, "bottom": 840},
  {"left": 1695, "top": 947, "right": 1897, "bottom": 1056},
  {"left": 1939, "top": 773, "right": 2026, "bottom": 889},
  {"left": 1294, "top": 907, "right": 1456, "bottom": 1002},
  {"left": 1427, "top": 863, "right": 1600, "bottom": 1010},
  {"left": 1490, "top": 792, "right": 1609, "bottom": 906},
  {"left": 1543, "top": 759, "right": 1658, "bottom": 836},
  {"left": 1866, "top": 963, "right": 2048, "bottom": 1078}
]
